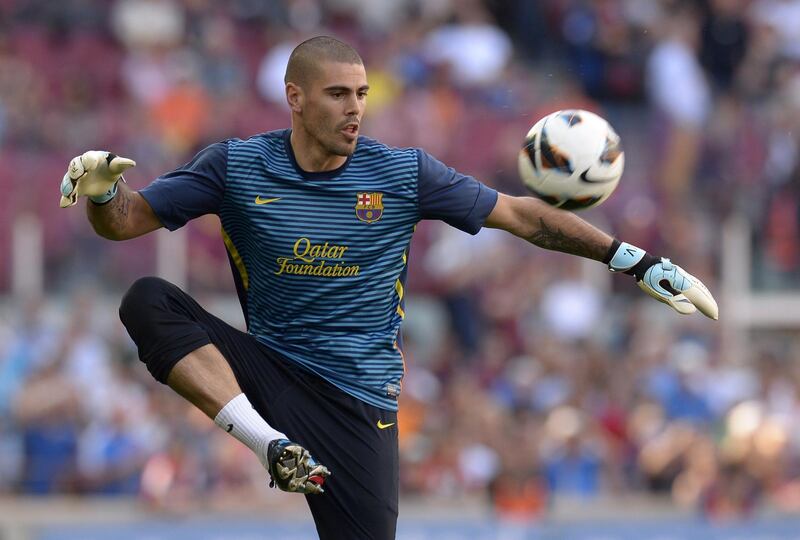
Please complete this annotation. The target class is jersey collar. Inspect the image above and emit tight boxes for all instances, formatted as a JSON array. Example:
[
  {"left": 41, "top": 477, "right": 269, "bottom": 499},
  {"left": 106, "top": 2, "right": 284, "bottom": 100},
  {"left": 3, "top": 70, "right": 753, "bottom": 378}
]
[{"left": 284, "top": 129, "right": 354, "bottom": 180}]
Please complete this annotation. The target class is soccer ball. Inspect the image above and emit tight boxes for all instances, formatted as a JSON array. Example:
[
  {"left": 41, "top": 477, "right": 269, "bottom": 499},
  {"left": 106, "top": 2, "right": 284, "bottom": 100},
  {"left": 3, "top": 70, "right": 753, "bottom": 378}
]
[{"left": 518, "top": 109, "right": 624, "bottom": 210}]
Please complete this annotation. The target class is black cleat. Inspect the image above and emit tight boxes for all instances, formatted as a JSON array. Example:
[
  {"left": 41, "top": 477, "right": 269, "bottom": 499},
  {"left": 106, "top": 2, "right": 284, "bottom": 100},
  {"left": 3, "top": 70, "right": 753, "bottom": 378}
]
[{"left": 267, "top": 439, "right": 331, "bottom": 495}]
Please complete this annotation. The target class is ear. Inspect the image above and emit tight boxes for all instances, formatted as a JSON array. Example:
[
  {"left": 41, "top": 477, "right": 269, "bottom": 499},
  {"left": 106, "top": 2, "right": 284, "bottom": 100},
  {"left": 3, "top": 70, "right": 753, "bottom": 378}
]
[{"left": 286, "top": 82, "right": 303, "bottom": 113}]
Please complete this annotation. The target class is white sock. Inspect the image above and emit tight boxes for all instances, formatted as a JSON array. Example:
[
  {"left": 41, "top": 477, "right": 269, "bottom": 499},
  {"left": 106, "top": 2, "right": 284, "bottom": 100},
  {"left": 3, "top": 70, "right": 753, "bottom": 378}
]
[{"left": 214, "top": 393, "right": 287, "bottom": 468}]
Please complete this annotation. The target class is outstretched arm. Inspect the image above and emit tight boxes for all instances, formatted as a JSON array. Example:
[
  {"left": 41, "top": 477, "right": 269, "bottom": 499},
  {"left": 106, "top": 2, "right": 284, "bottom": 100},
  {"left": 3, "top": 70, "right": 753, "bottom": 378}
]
[
  {"left": 485, "top": 193, "right": 613, "bottom": 261},
  {"left": 86, "top": 181, "right": 163, "bottom": 241},
  {"left": 62, "top": 145, "right": 227, "bottom": 240},
  {"left": 484, "top": 193, "right": 718, "bottom": 319},
  {"left": 60, "top": 150, "right": 164, "bottom": 241}
]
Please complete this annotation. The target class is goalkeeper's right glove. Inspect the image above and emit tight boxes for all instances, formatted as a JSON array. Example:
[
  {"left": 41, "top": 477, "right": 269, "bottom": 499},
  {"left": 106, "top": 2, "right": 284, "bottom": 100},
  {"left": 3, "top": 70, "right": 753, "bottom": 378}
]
[
  {"left": 605, "top": 240, "right": 719, "bottom": 320},
  {"left": 59, "top": 151, "right": 136, "bottom": 208}
]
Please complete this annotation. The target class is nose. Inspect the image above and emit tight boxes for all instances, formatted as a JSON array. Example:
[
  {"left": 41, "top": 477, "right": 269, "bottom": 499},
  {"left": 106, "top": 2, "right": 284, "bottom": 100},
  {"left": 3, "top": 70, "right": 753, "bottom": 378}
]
[{"left": 344, "top": 93, "right": 359, "bottom": 117}]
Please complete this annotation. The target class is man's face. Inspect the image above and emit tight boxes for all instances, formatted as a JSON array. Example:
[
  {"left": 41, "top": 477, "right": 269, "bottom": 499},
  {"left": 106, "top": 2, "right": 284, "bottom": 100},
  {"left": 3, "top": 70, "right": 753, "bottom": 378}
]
[{"left": 296, "top": 61, "right": 368, "bottom": 157}]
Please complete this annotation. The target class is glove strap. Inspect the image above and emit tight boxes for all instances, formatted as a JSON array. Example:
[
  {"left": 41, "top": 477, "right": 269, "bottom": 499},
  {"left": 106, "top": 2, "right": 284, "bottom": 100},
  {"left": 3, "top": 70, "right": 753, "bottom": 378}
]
[
  {"left": 604, "top": 239, "right": 659, "bottom": 280},
  {"left": 89, "top": 179, "right": 120, "bottom": 205}
]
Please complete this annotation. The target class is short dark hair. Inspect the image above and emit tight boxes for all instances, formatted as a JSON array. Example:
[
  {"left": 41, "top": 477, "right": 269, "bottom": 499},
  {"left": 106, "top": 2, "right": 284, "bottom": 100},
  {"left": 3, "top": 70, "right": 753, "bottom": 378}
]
[{"left": 284, "top": 36, "right": 363, "bottom": 87}]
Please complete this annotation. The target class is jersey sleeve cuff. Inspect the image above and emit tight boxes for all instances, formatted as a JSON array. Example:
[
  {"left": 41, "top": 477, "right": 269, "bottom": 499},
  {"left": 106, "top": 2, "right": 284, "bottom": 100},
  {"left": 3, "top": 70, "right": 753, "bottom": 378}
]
[
  {"left": 138, "top": 188, "right": 183, "bottom": 231},
  {"left": 462, "top": 185, "right": 499, "bottom": 235}
]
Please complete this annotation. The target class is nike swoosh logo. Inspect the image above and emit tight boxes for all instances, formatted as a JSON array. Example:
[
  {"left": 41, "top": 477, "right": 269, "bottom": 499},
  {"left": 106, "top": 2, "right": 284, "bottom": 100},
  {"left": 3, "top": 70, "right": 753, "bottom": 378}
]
[
  {"left": 255, "top": 196, "right": 281, "bottom": 205},
  {"left": 579, "top": 169, "right": 615, "bottom": 184},
  {"left": 376, "top": 420, "right": 395, "bottom": 429},
  {"left": 226, "top": 423, "right": 234, "bottom": 433}
]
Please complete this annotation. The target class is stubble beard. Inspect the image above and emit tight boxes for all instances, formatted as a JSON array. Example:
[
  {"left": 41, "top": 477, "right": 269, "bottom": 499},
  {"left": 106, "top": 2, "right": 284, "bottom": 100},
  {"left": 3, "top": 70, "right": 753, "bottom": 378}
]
[
  {"left": 327, "top": 138, "right": 355, "bottom": 157},
  {"left": 309, "top": 120, "right": 355, "bottom": 158}
]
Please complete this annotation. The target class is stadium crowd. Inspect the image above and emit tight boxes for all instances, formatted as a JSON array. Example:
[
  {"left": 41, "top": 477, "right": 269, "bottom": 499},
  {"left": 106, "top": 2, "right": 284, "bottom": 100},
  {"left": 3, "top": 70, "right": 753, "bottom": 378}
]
[{"left": 1, "top": 0, "right": 800, "bottom": 522}]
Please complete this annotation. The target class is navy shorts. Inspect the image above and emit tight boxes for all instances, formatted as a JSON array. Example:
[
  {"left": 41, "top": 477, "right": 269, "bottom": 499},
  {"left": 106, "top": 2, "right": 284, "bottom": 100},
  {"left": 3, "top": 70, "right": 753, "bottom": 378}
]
[{"left": 119, "top": 277, "right": 399, "bottom": 540}]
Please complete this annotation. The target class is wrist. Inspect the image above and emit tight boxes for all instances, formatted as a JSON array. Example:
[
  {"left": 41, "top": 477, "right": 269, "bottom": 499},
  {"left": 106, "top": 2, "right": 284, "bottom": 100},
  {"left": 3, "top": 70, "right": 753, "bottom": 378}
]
[
  {"left": 606, "top": 239, "right": 659, "bottom": 280},
  {"left": 603, "top": 239, "right": 621, "bottom": 264},
  {"left": 89, "top": 179, "right": 120, "bottom": 205}
]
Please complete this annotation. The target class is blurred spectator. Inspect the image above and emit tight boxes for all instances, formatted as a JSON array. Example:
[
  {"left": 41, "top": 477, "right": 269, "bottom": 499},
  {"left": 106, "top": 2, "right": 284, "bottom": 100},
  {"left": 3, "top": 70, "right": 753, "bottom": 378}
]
[
  {"left": 700, "top": 461, "right": 761, "bottom": 521},
  {"left": 490, "top": 471, "right": 547, "bottom": 522},
  {"left": 646, "top": 3, "right": 711, "bottom": 205},
  {"left": 751, "top": 0, "right": 800, "bottom": 60},
  {"left": 422, "top": 1, "right": 513, "bottom": 88},
  {"left": 13, "top": 353, "right": 81, "bottom": 494},
  {"left": 541, "top": 407, "right": 603, "bottom": 497},
  {"left": 257, "top": 38, "right": 295, "bottom": 106},
  {"left": 557, "top": 0, "right": 648, "bottom": 101},
  {"left": 77, "top": 403, "right": 146, "bottom": 495},
  {"left": 112, "top": 0, "right": 185, "bottom": 51},
  {"left": 699, "top": 0, "right": 750, "bottom": 93},
  {"left": 539, "top": 263, "right": 603, "bottom": 341},
  {"left": 0, "top": 297, "right": 57, "bottom": 415},
  {"left": 149, "top": 55, "right": 211, "bottom": 154},
  {"left": 0, "top": 296, "right": 58, "bottom": 491}
]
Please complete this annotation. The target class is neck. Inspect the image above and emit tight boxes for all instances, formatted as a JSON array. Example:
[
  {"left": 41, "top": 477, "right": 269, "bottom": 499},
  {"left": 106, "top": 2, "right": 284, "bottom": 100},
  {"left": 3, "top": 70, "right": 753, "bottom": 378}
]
[{"left": 290, "top": 126, "right": 347, "bottom": 172}]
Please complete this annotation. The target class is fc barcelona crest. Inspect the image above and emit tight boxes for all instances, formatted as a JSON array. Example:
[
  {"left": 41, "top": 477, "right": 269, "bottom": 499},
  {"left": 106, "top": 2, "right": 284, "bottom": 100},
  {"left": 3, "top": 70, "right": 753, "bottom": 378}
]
[{"left": 355, "top": 192, "right": 384, "bottom": 223}]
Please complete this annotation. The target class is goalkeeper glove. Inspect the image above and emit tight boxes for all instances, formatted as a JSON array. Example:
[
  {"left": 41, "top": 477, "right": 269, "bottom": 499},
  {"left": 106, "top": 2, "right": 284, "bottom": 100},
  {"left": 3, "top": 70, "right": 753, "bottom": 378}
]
[
  {"left": 605, "top": 240, "right": 719, "bottom": 320},
  {"left": 59, "top": 151, "right": 136, "bottom": 208}
]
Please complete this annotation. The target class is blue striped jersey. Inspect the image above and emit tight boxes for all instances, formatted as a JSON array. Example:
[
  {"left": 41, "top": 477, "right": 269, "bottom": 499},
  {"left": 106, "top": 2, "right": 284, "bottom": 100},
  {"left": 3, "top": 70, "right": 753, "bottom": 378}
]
[{"left": 140, "top": 129, "right": 497, "bottom": 410}]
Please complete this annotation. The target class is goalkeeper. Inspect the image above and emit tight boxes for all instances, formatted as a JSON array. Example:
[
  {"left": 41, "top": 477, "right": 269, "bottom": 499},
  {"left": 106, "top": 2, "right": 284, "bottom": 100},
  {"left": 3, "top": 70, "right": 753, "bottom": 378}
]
[{"left": 60, "top": 36, "right": 717, "bottom": 540}]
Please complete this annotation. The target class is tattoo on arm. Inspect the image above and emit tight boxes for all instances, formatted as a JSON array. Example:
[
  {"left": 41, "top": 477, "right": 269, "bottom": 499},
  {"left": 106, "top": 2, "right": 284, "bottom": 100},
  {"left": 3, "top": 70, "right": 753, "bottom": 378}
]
[
  {"left": 87, "top": 186, "right": 133, "bottom": 240},
  {"left": 100, "top": 191, "right": 131, "bottom": 232},
  {"left": 526, "top": 218, "right": 608, "bottom": 261}
]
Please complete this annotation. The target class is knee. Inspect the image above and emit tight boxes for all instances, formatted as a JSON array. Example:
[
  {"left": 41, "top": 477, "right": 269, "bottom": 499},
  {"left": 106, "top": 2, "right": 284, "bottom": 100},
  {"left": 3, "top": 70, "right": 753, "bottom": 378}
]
[{"left": 119, "top": 276, "right": 172, "bottom": 327}]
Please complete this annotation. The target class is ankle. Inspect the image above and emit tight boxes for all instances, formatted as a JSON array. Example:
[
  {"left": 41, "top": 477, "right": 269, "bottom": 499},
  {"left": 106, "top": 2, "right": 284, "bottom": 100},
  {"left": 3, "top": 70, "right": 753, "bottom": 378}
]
[{"left": 214, "top": 393, "right": 287, "bottom": 464}]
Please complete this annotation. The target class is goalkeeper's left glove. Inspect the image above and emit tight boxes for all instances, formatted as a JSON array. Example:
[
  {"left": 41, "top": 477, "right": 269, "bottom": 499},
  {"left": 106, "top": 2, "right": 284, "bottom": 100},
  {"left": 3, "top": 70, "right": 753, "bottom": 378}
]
[
  {"left": 605, "top": 240, "right": 719, "bottom": 320},
  {"left": 59, "top": 151, "right": 136, "bottom": 208}
]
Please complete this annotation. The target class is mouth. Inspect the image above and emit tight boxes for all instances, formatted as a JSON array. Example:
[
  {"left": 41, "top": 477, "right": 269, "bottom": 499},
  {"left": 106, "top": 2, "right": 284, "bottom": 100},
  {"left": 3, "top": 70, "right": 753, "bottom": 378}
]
[{"left": 341, "top": 123, "right": 359, "bottom": 141}]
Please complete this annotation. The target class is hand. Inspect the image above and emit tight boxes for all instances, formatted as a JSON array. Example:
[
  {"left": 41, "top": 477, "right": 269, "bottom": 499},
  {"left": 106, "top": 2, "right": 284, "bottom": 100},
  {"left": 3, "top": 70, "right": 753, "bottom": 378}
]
[
  {"left": 59, "top": 151, "right": 135, "bottom": 208},
  {"left": 637, "top": 258, "right": 719, "bottom": 320},
  {"left": 606, "top": 240, "right": 719, "bottom": 320}
]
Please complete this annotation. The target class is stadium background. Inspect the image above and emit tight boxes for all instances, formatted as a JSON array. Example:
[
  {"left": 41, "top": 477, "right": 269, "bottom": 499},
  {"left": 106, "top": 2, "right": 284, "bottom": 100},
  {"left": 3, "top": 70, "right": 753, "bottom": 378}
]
[{"left": 2, "top": 0, "right": 800, "bottom": 538}]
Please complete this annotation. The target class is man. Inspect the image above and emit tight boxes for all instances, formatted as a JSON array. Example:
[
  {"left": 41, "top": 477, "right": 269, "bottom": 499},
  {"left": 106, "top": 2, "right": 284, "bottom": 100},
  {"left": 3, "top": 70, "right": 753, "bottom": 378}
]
[{"left": 59, "top": 36, "right": 717, "bottom": 539}]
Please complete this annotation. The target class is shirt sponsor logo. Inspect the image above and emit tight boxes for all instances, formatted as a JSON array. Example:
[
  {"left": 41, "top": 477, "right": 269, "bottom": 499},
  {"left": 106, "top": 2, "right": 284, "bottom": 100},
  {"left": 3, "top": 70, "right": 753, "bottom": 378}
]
[
  {"left": 355, "top": 192, "right": 384, "bottom": 223},
  {"left": 275, "top": 237, "right": 360, "bottom": 277}
]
